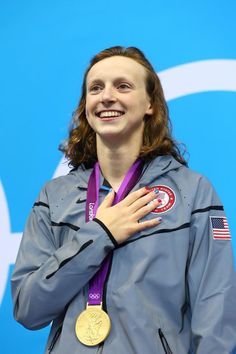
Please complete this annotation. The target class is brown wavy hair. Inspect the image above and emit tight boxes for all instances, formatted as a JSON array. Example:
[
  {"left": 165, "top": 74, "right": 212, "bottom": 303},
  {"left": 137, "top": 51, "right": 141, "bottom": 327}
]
[{"left": 62, "top": 46, "right": 187, "bottom": 167}]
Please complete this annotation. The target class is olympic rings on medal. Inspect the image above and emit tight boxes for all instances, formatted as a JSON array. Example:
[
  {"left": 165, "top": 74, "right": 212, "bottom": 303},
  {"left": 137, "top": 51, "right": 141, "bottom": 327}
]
[{"left": 89, "top": 293, "right": 100, "bottom": 300}]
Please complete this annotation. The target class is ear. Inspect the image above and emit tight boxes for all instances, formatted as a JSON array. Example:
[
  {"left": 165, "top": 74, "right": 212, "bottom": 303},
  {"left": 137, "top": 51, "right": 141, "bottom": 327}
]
[{"left": 145, "top": 102, "right": 153, "bottom": 116}]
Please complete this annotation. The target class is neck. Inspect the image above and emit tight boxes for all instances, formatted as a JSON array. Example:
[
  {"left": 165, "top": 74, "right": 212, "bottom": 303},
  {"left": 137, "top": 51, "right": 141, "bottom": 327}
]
[{"left": 97, "top": 138, "right": 141, "bottom": 191}]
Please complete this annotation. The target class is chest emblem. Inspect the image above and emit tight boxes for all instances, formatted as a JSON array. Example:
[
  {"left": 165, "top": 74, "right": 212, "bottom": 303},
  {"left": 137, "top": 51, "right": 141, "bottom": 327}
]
[{"left": 147, "top": 185, "right": 176, "bottom": 214}]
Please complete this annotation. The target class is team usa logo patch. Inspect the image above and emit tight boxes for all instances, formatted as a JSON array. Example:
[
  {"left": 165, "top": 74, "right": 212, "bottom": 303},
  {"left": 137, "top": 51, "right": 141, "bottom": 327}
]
[
  {"left": 210, "top": 216, "right": 231, "bottom": 240},
  {"left": 146, "top": 185, "right": 176, "bottom": 214}
]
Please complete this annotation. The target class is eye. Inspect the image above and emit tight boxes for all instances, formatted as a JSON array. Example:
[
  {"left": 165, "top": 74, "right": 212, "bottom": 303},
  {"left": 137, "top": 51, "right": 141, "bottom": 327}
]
[
  {"left": 88, "top": 84, "right": 103, "bottom": 94},
  {"left": 117, "top": 82, "right": 132, "bottom": 91}
]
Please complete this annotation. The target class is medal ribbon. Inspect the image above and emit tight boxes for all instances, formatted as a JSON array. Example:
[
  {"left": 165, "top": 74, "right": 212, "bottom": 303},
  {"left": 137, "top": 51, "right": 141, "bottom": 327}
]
[{"left": 86, "top": 159, "right": 143, "bottom": 306}]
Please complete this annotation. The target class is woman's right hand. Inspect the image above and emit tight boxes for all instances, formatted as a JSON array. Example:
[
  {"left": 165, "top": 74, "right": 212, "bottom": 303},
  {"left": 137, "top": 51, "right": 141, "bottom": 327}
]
[{"left": 95, "top": 187, "right": 162, "bottom": 244}]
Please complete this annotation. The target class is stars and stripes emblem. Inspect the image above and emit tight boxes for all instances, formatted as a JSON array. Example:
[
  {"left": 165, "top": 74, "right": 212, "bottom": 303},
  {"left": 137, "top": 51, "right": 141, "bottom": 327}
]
[{"left": 210, "top": 216, "right": 231, "bottom": 240}]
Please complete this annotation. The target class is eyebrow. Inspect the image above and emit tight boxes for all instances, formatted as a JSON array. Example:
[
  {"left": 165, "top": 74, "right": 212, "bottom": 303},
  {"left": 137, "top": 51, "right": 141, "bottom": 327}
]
[
  {"left": 87, "top": 79, "right": 103, "bottom": 86},
  {"left": 87, "top": 76, "right": 133, "bottom": 85}
]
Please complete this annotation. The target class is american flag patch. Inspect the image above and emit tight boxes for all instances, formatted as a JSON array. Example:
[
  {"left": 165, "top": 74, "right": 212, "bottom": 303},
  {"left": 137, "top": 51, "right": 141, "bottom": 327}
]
[{"left": 210, "top": 216, "right": 231, "bottom": 240}]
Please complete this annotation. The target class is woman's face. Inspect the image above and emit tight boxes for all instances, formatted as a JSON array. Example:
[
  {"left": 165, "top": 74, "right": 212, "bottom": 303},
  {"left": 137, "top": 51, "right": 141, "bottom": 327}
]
[{"left": 85, "top": 56, "right": 153, "bottom": 144}]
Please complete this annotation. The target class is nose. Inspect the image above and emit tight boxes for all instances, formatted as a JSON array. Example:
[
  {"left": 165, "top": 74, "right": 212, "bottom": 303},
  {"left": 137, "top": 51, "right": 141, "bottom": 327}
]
[{"left": 100, "top": 85, "right": 116, "bottom": 105}]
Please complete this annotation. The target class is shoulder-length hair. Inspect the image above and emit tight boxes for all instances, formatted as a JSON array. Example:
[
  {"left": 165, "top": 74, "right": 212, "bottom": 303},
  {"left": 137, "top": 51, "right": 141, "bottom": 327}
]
[{"left": 62, "top": 46, "right": 187, "bottom": 167}]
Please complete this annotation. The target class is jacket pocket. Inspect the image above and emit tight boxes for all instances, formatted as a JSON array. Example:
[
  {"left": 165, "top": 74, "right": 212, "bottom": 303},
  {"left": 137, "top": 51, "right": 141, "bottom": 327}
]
[
  {"left": 48, "top": 324, "right": 63, "bottom": 353},
  {"left": 158, "top": 328, "right": 173, "bottom": 354}
]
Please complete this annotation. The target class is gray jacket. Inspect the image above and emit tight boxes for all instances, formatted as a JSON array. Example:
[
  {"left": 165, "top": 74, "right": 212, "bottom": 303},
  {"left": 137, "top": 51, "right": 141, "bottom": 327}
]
[{"left": 11, "top": 156, "right": 236, "bottom": 354}]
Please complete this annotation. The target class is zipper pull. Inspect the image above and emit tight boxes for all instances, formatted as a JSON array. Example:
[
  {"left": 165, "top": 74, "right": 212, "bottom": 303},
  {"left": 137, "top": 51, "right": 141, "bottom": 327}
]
[
  {"left": 96, "top": 342, "right": 104, "bottom": 354},
  {"left": 48, "top": 326, "right": 62, "bottom": 352},
  {"left": 158, "top": 328, "right": 173, "bottom": 354}
]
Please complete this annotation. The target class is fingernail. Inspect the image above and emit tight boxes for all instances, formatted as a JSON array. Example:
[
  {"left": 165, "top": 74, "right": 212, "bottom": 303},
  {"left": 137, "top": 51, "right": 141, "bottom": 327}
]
[
  {"left": 145, "top": 186, "right": 150, "bottom": 191},
  {"left": 109, "top": 188, "right": 113, "bottom": 193},
  {"left": 154, "top": 189, "right": 159, "bottom": 194},
  {"left": 156, "top": 217, "right": 162, "bottom": 222}
]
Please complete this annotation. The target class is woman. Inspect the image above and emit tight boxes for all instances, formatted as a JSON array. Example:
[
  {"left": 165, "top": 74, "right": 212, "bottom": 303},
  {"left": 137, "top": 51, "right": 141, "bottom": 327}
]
[{"left": 11, "top": 46, "right": 236, "bottom": 353}]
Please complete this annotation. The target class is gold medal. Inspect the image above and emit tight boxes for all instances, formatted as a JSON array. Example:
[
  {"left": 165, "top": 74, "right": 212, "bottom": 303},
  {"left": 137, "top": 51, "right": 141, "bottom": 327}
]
[{"left": 75, "top": 304, "right": 111, "bottom": 346}]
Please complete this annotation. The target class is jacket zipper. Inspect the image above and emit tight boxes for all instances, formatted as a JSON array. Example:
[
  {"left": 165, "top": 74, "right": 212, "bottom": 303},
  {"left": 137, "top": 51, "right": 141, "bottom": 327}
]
[
  {"left": 158, "top": 328, "right": 173, "bottom": 354},
  {"left": 48, "top": 325, "right": 62, "bottom": 353},
  {"left": 102, "top": 253, "right": 113, "bottom": 312}
]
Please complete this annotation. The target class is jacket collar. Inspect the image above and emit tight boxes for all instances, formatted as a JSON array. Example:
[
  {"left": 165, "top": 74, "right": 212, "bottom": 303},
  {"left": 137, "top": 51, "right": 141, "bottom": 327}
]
[
  {"left": 138, "top": 155, "right": 183, "bottom": 187},
  {"left": 71, "top": 155, "right": 183, "bottom": 190}
]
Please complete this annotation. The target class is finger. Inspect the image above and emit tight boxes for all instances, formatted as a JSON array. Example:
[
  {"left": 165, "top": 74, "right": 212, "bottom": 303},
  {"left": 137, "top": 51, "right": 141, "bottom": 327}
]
[
  {"left": 135, "top": 216, "right": 162, "bottom": 232},
  {"left": 134, "top": 198, "right": 161, "bottom": 220},
  {"left": 121, "top": 187, "right": 150, "bottom": 206},
  {"left": 130, "top": 189, "right": 159, "bottom": 213},
  {"left": 99, "top": 189, "right": 115, "bottom": 208}
]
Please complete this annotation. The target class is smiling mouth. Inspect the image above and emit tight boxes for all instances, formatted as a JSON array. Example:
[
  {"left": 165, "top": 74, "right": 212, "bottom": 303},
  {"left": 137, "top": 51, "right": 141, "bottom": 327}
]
[{"left": 96, "top": 110, "right": 125, "bottom": 118}]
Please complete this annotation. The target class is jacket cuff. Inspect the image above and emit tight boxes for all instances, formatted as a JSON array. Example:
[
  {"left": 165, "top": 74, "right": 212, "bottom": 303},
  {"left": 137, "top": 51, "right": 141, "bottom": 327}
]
[{"left": 93, "top": 218, "right": 118, "bottom": 248}]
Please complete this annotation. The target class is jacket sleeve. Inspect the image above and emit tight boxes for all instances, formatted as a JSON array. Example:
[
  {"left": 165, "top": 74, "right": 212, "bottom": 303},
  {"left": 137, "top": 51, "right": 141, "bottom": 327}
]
[
  {"left": 11, "top": 185, "right": 117, "bottom": 330},
  {"left": 188, "top": 176, "right": 236, "bottom": 353}
]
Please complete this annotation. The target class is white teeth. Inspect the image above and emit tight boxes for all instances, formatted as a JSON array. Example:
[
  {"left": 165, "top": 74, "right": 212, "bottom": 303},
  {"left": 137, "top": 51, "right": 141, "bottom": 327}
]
[{"left": 99, "top": 111, "right": 123, "bottom": 118}]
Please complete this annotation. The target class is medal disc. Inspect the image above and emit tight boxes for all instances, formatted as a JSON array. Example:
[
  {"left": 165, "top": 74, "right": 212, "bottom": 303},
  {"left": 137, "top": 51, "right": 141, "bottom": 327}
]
[{"left": 75, "top": 306, "right": 111, "bottom": 346}]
